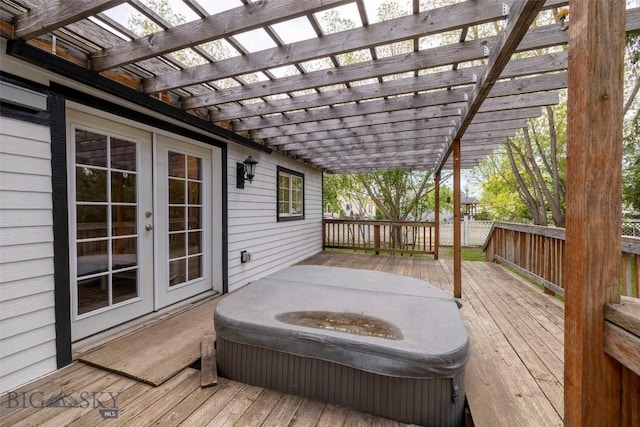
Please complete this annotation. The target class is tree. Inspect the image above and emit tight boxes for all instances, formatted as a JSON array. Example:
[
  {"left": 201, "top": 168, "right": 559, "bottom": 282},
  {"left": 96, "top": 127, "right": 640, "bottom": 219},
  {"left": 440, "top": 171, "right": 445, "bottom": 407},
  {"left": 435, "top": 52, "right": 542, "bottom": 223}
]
[{"left": 623, "top": 32, "right": 640, "bottom": 212}]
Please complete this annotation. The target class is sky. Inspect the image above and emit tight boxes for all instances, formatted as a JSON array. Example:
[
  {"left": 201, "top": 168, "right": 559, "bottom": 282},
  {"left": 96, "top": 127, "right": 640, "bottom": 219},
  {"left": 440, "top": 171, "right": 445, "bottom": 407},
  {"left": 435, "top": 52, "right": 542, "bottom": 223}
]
[{"left": 101, "top": 0, "right": 395, "bottom": 44}]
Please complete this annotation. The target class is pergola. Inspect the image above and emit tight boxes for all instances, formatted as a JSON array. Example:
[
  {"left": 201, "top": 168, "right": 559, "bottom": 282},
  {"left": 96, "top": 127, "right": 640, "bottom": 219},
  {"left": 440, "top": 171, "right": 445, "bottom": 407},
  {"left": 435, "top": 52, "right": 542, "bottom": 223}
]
[{"left": 1, "top": 0, "right": 637, "bottom": 424}]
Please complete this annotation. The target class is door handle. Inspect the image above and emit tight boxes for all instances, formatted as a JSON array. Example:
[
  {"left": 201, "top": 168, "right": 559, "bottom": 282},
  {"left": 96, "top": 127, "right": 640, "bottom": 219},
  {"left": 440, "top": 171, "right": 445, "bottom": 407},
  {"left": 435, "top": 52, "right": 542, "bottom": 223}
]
[{"left": 145, "top": 224, "right": 154, "bottom": 231}]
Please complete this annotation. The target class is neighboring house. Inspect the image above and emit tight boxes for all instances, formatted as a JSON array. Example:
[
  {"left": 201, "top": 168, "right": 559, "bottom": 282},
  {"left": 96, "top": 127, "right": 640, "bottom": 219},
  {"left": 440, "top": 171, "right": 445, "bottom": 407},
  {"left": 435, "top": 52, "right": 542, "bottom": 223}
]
[
  {"left": 337, "top": 194, "right": 375, "bottom": 219},
  {"left": 0, "top": 43, "right": 322, "bottom": 392}
]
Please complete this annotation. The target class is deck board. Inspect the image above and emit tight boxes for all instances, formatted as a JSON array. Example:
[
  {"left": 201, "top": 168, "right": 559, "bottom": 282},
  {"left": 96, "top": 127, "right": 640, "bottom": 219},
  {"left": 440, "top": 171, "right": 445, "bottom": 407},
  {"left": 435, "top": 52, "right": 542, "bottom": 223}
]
[
  {"left": 1, "top": 252, "right": 565, "bottom": 427},
  {"left": 78, "top": 297, "right": 219, "bottom": 386}
]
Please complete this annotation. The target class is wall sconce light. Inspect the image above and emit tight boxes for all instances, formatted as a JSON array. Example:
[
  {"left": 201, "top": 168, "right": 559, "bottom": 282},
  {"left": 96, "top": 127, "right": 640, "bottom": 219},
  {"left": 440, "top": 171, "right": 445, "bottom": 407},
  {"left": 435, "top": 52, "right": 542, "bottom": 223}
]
[{"left": 236, "top": 156, "right": 258, "bottom": 189}]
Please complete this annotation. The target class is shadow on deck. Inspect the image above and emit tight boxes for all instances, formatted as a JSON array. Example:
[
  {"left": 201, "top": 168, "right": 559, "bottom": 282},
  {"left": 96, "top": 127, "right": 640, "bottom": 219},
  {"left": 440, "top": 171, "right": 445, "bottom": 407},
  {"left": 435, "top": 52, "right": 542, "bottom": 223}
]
[{"left": 0, "top": 252, "right": 564, "bottom": 426}]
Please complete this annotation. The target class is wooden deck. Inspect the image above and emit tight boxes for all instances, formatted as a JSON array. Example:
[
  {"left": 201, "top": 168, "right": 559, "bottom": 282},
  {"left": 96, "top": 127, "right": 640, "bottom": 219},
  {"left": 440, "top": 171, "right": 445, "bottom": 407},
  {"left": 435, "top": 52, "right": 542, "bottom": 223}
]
[{"left": 0, "top": 253, "right": 564, "bottom": 426}]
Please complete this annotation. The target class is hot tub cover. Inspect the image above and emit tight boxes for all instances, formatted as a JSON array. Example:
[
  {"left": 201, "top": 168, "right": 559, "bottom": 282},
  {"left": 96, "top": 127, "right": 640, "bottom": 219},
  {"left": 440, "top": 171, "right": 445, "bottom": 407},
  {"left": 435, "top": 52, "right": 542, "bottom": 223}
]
[{"left": 214, "top": 265, "right": 469, "bottom": 379}]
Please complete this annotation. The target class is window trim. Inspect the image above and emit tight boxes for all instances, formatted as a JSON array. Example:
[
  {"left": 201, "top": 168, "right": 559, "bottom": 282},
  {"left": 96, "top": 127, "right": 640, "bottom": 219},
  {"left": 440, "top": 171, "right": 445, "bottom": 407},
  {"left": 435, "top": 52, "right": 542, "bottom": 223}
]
[{"left": 277, "top": 166, "right": 305, "bottom": 222}]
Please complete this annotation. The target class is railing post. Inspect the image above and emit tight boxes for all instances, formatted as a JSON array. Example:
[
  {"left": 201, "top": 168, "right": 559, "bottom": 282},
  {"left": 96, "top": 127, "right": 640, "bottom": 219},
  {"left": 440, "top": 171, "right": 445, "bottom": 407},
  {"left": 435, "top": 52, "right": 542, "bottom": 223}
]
[
  {"left": 434, "top": 172, "right": 440, "bottom": 260},
  {"left": 374, "top": 224, "right": 380, "bottom": 255},
  {"left": 565, "top": 0, "right": 624, "bottom": 424},
  {"left": 322, "top": 219, "right": 327, "bottom": 250},
  {"left": 453, "top": 138, "right": 462, "bottom": 298},
  {"left": 463, "top": 215, "right": 470, "bottom": 246}
]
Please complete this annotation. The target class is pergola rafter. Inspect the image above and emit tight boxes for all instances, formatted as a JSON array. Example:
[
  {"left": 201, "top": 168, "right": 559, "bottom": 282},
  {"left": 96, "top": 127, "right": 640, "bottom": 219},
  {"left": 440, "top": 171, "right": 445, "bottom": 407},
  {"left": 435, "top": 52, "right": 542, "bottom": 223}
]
[{"left": 3, "top": 0, "right": 638, "bottom": 173}]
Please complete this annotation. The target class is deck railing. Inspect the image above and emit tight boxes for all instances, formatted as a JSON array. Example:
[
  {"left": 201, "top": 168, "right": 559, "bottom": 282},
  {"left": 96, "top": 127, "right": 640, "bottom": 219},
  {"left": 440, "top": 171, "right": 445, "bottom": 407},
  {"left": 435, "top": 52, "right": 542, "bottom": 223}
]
[
  {"left": 483, "top": 222, "right": 640, "bottom": 298},
  {"left": 484, "top": 222, "right": 640, "bottom": 386},
  {"left": 323, "top": 219, "right": 436, "bottom": 256}
]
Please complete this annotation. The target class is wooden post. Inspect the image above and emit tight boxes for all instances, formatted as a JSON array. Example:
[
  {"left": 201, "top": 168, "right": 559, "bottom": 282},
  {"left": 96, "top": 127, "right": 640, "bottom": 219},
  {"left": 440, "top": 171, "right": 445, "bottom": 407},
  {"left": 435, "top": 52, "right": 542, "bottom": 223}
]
[
  {"left": 374, "top": 224, "right": 381, "bottom": 255},
  {"left": 565, "top": 0, "right": 624, "bottom": 425},
  {"left": 453, "top": 139, "right": 461, "bottom": 298},
  {"left": 434, "top": 172, "right": 440, "bottom": 260}
]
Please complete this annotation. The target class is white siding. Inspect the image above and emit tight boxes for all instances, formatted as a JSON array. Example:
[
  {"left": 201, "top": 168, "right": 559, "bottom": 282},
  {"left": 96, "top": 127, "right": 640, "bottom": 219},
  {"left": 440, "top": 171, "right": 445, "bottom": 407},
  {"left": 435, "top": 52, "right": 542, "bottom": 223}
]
[
  {"left": 227, "top": 146, "right": 323, "bottom": 291},
  {"left": 0, "top": 117, "right": 57, "bottom": 393}
]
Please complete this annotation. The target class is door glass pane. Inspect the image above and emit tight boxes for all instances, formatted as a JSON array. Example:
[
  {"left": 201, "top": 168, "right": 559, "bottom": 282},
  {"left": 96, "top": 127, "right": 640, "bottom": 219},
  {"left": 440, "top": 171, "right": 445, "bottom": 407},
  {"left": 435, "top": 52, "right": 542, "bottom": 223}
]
[
  {"left": 188, "top": 181, "right": 201, "bottom": 204},
  {"left": 188, "top": 207, "right": 201, "bottom": 230},
  {"left": 167, "top": 150, "right": 204, "bottom": 287},
  {"left": 113, "top": 271, "right": 138, "bottom": 304},
  {"left": 188, "top": 231, "right": 201, "bottom": 255},
  {"left": 188, "top": 256, "right": 202, "bottom": 281},
  {"left": 77, "top": 277, "right": 109, "bottom": 315},
  {"left": 76, "top": 130, "right": 107, "bottom": 167},
  {"left": 112, "top": 237, "right": 137, "bottom": 269},
  {"left": 74, "top": 128, "right": 141, "bottom": 316},
  {"left": 111, "top": 138, "right": 136, "bottom": 171},
  {"left": 77, "top": 240, "right": 108, "bottom": 276},
  {"left": 169, "top": 259, "right": 186, "bottom": 286},
  {"left": 169, "top": 207, "right": 186, "bottom": 231},
  {"left": 76, "top": 167, "right": 107, "bottom": 202},
  {"left": 169, "top": 179, "right": 185, "bottom": 204},
  {"left": 168, "top": 151, "right": 185, "bottom": 178},
  {"left": 112, "top": 206, "right": 136, "bottom": 236},
  {"left": 169, "top": 232, "right": 186, "bottom": 258},
  {"left": 111, "top": 171, "right": 136, "bottom": 203},
  {"left": 187, "top": 156, "right": 201, "bottom": 179},
  {"left": 77, "top": 205, "right": 108, "bottom": 239}
]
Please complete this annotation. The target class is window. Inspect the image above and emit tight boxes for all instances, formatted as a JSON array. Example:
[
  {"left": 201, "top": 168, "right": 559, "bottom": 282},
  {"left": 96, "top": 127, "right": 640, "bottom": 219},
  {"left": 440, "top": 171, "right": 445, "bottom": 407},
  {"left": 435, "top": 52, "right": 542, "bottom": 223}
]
[{"left": 277, "top": 167, "right": 304, "bottom": 221}]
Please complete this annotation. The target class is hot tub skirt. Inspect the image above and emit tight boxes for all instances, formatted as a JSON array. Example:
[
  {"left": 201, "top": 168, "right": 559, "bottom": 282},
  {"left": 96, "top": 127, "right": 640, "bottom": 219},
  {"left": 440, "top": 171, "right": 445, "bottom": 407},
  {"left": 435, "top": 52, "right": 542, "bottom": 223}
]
[{"left": 217, "top": 336, "right": 466, "bottom": 426}]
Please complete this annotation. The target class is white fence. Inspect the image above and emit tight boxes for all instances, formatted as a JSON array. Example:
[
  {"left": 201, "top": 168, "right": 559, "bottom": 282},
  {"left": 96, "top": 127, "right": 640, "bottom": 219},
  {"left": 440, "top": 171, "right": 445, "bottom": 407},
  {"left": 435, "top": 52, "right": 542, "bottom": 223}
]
[
  {"left": 622, "top": 219, "right": 640, "bottom": 237},
  {"left": 440, "top": 219, "right": 640, "bottom": 246},
  {"left": 439, "top": 219, "right": 494, "bottom": 247}
]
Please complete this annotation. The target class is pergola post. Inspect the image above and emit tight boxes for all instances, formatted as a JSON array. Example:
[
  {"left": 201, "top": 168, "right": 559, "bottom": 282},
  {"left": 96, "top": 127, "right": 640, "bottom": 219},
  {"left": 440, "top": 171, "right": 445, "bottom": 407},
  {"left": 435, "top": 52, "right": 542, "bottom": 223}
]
[
  {"left": 565, "top": 0, "right": 624, "bottom": 425},
  {"left": 434, "top": 172, "right": 440, "bottom": 260},
  {"left": 453, "top": 138, "right": 461, "bottom": 298}
]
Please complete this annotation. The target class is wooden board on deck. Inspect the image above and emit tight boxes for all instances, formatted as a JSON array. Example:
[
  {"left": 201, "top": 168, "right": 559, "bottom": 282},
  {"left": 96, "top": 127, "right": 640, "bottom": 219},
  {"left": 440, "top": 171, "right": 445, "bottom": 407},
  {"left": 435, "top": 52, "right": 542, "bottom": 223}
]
[
  {"left": 200, "top": 334, "right": 217, "bottom": 387},
  {"left": 78, "top": 297, "right": 220, "bottom": 386}
]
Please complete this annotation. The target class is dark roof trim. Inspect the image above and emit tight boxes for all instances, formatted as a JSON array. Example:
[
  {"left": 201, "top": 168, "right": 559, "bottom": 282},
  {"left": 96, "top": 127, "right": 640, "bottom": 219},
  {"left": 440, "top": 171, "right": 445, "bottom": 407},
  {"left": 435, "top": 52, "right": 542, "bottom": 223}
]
[{"left": 5, "top": 39, "right": 272, "bottom": 154}]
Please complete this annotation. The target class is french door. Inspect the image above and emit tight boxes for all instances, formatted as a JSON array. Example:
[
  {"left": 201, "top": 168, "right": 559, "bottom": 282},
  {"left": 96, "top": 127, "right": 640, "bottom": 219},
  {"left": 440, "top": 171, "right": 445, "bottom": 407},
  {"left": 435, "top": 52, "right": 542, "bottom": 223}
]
[
  {"left": 68, "top": 109, "right": 154, "bottom": 341},
  {"left": 154, "top": 134, "right": 214, "bottom": 309},
  {"left": 68, "top": 107, "right": 220, "bottom": 341}
]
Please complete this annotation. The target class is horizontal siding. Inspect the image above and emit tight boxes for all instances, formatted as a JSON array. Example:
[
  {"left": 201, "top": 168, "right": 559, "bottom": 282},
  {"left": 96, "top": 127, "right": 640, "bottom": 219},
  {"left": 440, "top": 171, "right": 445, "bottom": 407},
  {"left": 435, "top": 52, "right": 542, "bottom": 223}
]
[
  {"left": 0, "top": 341, "right": 57, "bottom": 380},
  {"left": 227, "top": 146, "right": 322, "bottom": 291},
  {"left": 0, "top": 324, "right": 56, "bottom": 358},
  {"left": 0, "top": 353, "right": 57, "bottom": 393},
  {"left": 0, "top": 275, "right": 55, "bottom": 303},
  {"left": 0, "top": 172, "right": 53, "bottom": 193},
  {"left": 0, "top": 116, "right": 57, "bottom": 394},
  {"left": 0, "top": 307, "right": 56, "bottom": 340}
]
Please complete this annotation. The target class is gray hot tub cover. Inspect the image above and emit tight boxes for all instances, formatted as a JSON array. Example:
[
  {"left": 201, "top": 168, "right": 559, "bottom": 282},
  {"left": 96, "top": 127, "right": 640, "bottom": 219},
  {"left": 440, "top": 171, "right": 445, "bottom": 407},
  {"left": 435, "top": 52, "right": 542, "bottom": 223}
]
[{"left": 214, "top": 265, "right": 470, "bottom": 379}]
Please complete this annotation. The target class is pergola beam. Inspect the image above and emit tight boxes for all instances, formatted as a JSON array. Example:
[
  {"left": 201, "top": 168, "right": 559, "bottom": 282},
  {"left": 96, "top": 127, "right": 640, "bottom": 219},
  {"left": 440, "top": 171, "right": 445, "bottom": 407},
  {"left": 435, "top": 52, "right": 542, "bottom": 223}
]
[
  {"left": 242, "top": 61, "right": 564, "bottom": 135},
  {"left": 435, "top": 0, "right": 546, "bottom": 173},
  {"left": 184, "top": 30, "right": 568, "bottom": 112},
  {"left": 146, "top": 0, "right": 511, "bottom": 94},
  {"left": 266, "top": 118, "right": 527, "bottom": 147},
  {"left": 291, "top": 138, "right": 504, "bottom": 157},
  {"left": 306, "top": 144, "right": 502, "bottom": 165},
  {"left": 218, "top": 83, "right": 558, "bottom": 128},
  {"left": 13, "top": 0, "right": 126, "bottom": 40},
  {"left": 250, "top": 106, "right": 541, "bottom": 139},
  {"left": 89, "top": 0, "right": 352, "bottom": 71},
  {"left": 276, "top": 129, "right": 517, "bottom": 154}
]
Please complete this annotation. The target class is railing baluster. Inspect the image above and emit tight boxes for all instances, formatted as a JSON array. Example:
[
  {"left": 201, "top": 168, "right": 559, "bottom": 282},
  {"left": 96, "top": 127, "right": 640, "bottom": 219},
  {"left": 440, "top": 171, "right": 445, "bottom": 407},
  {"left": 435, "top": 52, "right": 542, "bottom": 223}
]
[
  {"left": 483, "top": 222, "right": 640, "bottom": 299},
  {"left": 322, "top": 219, "right": 437, "bottom": 257}
]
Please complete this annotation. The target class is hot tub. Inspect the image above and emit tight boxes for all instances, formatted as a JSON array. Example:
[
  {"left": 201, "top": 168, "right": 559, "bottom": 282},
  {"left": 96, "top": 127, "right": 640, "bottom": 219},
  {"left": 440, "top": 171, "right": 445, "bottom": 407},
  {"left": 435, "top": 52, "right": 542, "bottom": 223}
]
[{"left": 214, "top": 265, "right": 469, "bottom": 426}]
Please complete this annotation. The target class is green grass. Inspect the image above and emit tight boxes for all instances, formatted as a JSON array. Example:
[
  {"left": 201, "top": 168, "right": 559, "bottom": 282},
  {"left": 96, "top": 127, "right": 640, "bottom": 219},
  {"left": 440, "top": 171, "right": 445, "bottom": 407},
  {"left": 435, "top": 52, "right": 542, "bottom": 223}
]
[
  {"left": 438, "top": 246, "right": 486, "bottom": 261},
  {"left": 324, "top": 246, "right": 488, "bottom": 261}
]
